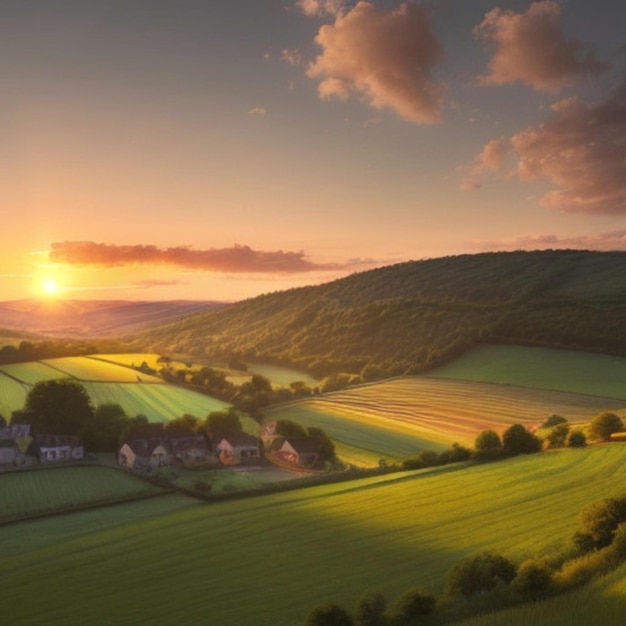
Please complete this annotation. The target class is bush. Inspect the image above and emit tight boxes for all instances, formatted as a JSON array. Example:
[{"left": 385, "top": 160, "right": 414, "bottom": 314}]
[
  {"left": 474, "top": 430, "right": 503, "bottom": 461},
  {"left": 354, "top": 591, "right": 387, "bottom": 626},
  {"left": 567, "top": 429, "right": 587, "bottom": 447},
  {"left": 389, "top": 588, "right": 435, "bottom": 625},
  {"left": 545, "top": 422, "right": 570, "bottom": 449},
  {"left": 512, "top": 558, "right": 553, "bottom": 598},
  {"left": 502, "top": 424, "right": 541, "bottom": 456},
  {"left": 540, "top": 414, "right": 568, "bottom": 429},
  {"left": 589, "top": 411, "right": 625, "bottom": 442},
  {"left": 304, "top": 604, "right": 354, "bottom": 626},
  {"left": 447, "top": 552, "right": 517, "bottom": 598},
  {"left": 579, "top": 497, "right": 626, "bottom": 549}
]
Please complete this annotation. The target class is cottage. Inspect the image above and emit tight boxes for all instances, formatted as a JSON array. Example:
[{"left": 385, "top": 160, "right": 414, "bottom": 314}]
[
  {"left": 275, "top": 438, "right": 321, "bottom": 469},
  {"left": 216, "top": 432, "right": 260, "bottom": 466},
  {"left": 36, "top": 434, "right": 84, "bottom": 464}
]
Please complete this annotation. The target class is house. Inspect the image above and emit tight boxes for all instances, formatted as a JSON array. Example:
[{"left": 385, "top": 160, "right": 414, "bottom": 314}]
[
  {"left": 118, "top": 424, "right": 210, "bottom": 471},
  {"left": 0, "top": 440, "right": 18, "bottom": 466},
  {"left": 215, "top": 432, "right": 261, "bottom": 466},
  {"left": 0, "top": 424, "right": 33, "bottom": 466},
  {"left": 274, "top": 438, "right": 321, "bottom": 469},
  {"left": 36, "top": 434, "right": 84, "bottom": 464}
]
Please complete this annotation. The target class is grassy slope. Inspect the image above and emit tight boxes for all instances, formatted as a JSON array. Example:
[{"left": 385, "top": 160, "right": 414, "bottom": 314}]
[
  {"left": 429, "top": 344, "right": 626, "bottom": 400},
  {"left": 132, "top": 250, "right": 626, "bottom": 374},
  {"left": 265, "top": 378, "right": 625, "bottom": 466},
  {"left": 2, "top": 446, "right": 626, "bottom": 625}
]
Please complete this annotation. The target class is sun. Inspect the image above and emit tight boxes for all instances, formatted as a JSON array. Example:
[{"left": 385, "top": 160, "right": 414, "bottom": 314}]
[{"left": 42, "top": 278, "right": 59, "bottom": 297}]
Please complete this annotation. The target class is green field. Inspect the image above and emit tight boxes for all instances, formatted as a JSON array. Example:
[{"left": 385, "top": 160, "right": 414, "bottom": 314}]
[
  {"left": 429, "top": 344, "right": 626, "bottom": 399},
  {"left": 0, "top": 356, "right": 230, "bottom": 421},
  {"left": 0, "top": 466, "right": 167, "bottom": 523},
  {"left": 0, "top": 373, "right": 27, "bottom": 417},
  {"left": 246, "top": 362, "right": 318, "bottom": 386},
  {"left": 2, "top": 445, "right": 626, "bottom": 625},
  {"left": 81, "top": 381, "right": 230, "bottom": 421},
  {"left": 265, "top": 377, "right": 625, "bottom": 466},
  {"left": 43, "top": 356, "right": 163, "bottom": 383}
]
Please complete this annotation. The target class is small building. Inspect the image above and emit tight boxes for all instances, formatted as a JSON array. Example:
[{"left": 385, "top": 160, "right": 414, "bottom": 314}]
[
  {"left": 275, "top": 438, "right": 321, "bottom": 469},
  {"left": 216, "top": 432, "right": 261, "bottom": 466},
  {"left": 36, "top": 434, "right": 84, "bottom": 464},
  {"left": 0, "top": 440, "right": 18, "bottom": 466}
]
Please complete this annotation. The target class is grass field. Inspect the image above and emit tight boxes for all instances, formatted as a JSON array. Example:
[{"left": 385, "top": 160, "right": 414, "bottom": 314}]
[
  {"left": 0, "top": 466, "right": 166, "bottom": 523},
  {"left": 429, "top": 344, "right": 626, "bottom": 400},
  {"left": 0, "top": 361, "right": 64, "bottom": 385},
  {"left": 265, "top": 377, "right": 625, "bottom": 466},
  {"left": 0, "top": 372, "right": 27, "bottom": 417},
  {"left": 42, "top": 356, "right": 163, "bottom": 383},
  {"left": 81, "top": 381, "right": 230, "bottom": 421},
  {"left": 2, "top": 445, "right": 626, "bottom": 625},
  {"left": 246, "top": 362, "right": 318, "bottom": 386}
]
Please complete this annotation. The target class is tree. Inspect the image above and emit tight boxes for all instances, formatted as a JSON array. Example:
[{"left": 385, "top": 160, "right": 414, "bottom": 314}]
[
  {"left": 540, "top": 414, "right": 568, "bottom": 429},
  {"left": 304, "top": 603, "right": 353, "bottom": 626},
  {"left": 389, "top": 588, "right": 435, "bottom": 624},
  {"left": 164, "top": 414, "right": 202, "bottom": 434},
  {"left": 474, "top": 429, "right": 502, "bottom": 461},
  {"left": 204, "top": 408, "right": 242, "bottom": 439},
  {"left": 24, "top": 379, "right": 94, "bottom": 437},
  {"left": 578, "top": 497, "right": 626, "bottom": 549},
  {"left": 589, "top": 412, "right": 625, "bottom": 442},
  {"left": 546, "top": 422, "right": 570, "bottom": 448},
  {"left": 275, "top": 419, "right": 307, "bottom": 439},
  {"left": 354, "top": 591, "right": 387, "bottom": 626},
  {"left": 86, "top": 403, "right": 129, "bottom": 452},
  {"left": 502, "top": 424, "right": 541, "bottom": 456},
  {"left": 446, "top": 552, "right": 517, "bottom": 597},
  {"left": 308, "top": 426, "right": 337, "bottom": 464},
  {"left": 512, "top": 559, "right": 553, "bottom": 598},
  {"left": 567, "top": 429, "right": 587, "bottom": 448}
]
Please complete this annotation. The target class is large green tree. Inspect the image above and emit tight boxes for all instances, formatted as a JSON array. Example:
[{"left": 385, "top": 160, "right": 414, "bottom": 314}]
[
  {"left": 24, "top": 379, "right": 94, "bottom": 436},
  {"left": 589, "top": 412, "right": 625, "bottom": 442}
]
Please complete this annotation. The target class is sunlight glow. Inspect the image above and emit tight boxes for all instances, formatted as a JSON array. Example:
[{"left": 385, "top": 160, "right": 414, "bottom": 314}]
[{"left": 42, "top": 278, "right": 59, "bottom": 296}]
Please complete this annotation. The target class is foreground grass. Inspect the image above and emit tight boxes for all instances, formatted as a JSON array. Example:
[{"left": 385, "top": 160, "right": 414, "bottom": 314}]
[
  {"left": 266, "top": 378, "right": 624, "bottom": 466},
  {"left": 429, "top": 344, "right": 626, "bottom": 400},
  {"left": 2, "top": 445, "right": 626, "bottom": 625}
]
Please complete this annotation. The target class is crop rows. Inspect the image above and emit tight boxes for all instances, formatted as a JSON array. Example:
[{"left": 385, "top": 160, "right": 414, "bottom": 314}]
[
  {"left": 267, "top": 377, "right": 625, "bottom": 466},
  {"left": 42, "top": 356, "right": 163, "bottom": 383}
]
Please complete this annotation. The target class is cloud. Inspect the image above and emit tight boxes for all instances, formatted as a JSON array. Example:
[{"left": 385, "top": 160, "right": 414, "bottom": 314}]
[
  {"left": 296, "top": 0, "right": 346, "bottom": 17},
  {"left": 470, "top": 80, "right": 626, "bottom": 214},
  {"left": 248, "top": 107, "right": 267, "bottom": 116},
  {"left": 475, "top": 0, "right": 608, "bottom": 92},
  {"left": 306, "top": 2, "right": 445, "bottom": 124},
  {"left": 48, "top": 242, "right": 353, "bottom": 274},
  {"left": 473, "top": 230, "right": 626, "bottom": 252}
]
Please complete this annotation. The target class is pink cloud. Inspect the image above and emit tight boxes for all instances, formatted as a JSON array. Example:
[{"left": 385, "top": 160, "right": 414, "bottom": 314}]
[
  {"left": 473, "top": 230, "right": 626, "bottom": 252},
  {"left": 475, "top": 0, "right": 607, "bottom": 92},
  {"left": 48, "top": 242, "right": 350, "bottom": 274},
  {"left": 307, "top": 2, "right": 445, "bottom": 124},
  {"left": 295, "top": 0, "right": 346, "bottom": 17},
  {"left": 470, "top": 80, "right": 626, "bottom": 214}
]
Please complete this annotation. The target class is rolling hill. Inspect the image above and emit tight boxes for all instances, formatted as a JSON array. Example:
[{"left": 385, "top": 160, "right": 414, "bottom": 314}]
[{"left": 132, "top": 250, "right": 626, "bottom": 377}]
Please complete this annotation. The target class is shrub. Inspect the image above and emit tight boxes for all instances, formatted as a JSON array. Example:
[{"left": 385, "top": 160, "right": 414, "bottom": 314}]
[
  {"left": 447, "top": 552, "right": 517, "bottom": 598},
  {"left": 389, "top": 588, "right": 435, "bottom": 625},
  {"left": 304, "top": 604, "right": 353, "bottom": 626},
  {"left": 579, "top": 497, "right": 626, "bottom": 548},
  {"left": 589, "top": 411, "right": 625, "bottom": 442},
  {"left": 540, "top": 414, "right": 568, "bottom": 429},
  {"left": 438, "top": 442, "right": 472, "bottom": 464},
  {"left": 567, "top": 430, "right": 587, "bottom": 448},
  {"left": 354, "top": 591, "right": 387, "bottom": 626},
  {"left": 474, "top": 430, "right": 503, "bottom": 461},
  {"left": 545, "top": 423, "right": 570, "bottom": 449},
  {"left": 502, "top": 424, "right": 542, "bottom": 456},
  {"left": 512, "top": 558, "right": 553, "bottom": 598}
]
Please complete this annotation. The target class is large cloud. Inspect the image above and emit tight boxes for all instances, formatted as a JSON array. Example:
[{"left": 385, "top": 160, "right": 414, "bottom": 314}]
[
  {"left": 470, "top": 80, "right": 626, "bottom": 214},
  {"left": 307, "top": 2, "right": 445, "bottom": 124},
  {"left": 475, "top": 0, "right": 607, "bottom": 92},
  {"left": 48, "top": 242, "right": 348, "bottom": 273}
]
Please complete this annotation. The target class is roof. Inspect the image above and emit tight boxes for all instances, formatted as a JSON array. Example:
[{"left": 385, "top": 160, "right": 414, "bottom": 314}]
[{"left": 217, "top": 432, "right": 259, "bottom": 448}]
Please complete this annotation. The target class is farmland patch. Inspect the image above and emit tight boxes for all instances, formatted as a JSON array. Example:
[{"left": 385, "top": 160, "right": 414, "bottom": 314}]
[
  {"left": 42, "top": 356, "right": 163, "bottom": 383},
  {"left": 429, "top": 344, "right": 626, "bottom": 399},
  {"left": 0, "top": 373, "right": 27, "bottom": 416}
]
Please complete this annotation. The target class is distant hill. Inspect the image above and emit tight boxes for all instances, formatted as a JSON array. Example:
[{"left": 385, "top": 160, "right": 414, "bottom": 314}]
[
  {"left": 0, "top": 299, "right": 225, "bottom": 338},
  {"left": 132, "top": 250, "right": 626, "bottom": 378}
]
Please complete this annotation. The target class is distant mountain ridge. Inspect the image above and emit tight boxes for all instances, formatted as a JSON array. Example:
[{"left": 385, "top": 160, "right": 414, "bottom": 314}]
[
  {"left": 0, "top": 299, "right": 225, "bottom": 338},
  {"left": 132, "top": 250, "right": 626, "bottom": 378}
]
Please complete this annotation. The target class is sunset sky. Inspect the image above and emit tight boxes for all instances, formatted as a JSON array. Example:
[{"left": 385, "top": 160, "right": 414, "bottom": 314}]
[{"left": 2, "top": 0, "right": 625, "bottom": 302}]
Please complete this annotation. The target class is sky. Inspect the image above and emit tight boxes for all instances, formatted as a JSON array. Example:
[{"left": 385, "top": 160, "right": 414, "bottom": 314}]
[{"left": 2, "top": 0, "right": 625, "bottom": 302}]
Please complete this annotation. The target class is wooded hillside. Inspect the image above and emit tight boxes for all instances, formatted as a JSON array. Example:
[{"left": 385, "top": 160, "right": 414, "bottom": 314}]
[{"left": 133, "top": 250, "right": 626, "bottom": 378}]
